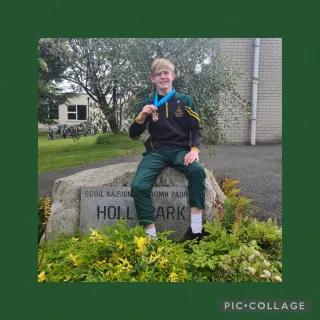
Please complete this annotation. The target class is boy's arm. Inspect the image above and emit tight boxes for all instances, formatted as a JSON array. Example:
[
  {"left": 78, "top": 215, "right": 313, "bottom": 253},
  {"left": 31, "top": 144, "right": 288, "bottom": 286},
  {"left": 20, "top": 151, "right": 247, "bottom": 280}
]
[{"left": 185, "top": 96, "right": 202, "bottom": 152}]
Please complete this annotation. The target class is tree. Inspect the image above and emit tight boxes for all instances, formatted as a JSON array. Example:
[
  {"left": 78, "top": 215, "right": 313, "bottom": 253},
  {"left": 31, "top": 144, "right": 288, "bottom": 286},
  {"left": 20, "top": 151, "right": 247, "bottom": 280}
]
[
  {"left": 38, "top": 39, "right": 77, "bottom": 125},
  {"left": 54, "top": 38, "right": 139, "bottom": 133}
]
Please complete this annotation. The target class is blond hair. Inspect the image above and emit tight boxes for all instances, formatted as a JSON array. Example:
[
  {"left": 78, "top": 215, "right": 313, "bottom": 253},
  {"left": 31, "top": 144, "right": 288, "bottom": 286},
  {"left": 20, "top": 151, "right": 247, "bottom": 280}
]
[{"left": 151, "top": 58, "right": 175, "bottom": 76}]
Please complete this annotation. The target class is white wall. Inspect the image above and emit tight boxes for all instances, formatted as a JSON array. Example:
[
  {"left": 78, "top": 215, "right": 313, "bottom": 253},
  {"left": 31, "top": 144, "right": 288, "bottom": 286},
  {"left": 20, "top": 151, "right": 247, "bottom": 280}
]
[
  {"left": 58, "top": 94, "right": 106, "bottom": 127},
  {"left": 219, "top": 38, "right": 282, "bottom": 144}
]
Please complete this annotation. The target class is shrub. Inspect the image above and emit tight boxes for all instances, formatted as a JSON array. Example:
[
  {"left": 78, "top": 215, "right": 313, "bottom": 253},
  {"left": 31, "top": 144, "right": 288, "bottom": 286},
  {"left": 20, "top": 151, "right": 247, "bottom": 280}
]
[
  {"left": 38, "top": 197, "right": 51, "bottom": 245},
  {"left": 38, "top": 220, "right": 192, "bottom": 282},
  {"left": 96, "top": 132, "right": 130, "bottom": 145},
  {"left": 38, "top": 219, "right": 282, "bottom": 282},
  {"left": 220, "top": 177, "right": 241, "bottom": 198}
]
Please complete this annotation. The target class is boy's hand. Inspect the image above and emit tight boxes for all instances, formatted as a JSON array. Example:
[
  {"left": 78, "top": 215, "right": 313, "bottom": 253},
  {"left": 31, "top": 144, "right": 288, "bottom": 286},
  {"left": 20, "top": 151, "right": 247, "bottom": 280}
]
[
  {"left": 184, "top": 149, "right": 199, "bottom": 166},
  {"left": 138, "top": 105, "right": 158, "bottom": 121}
]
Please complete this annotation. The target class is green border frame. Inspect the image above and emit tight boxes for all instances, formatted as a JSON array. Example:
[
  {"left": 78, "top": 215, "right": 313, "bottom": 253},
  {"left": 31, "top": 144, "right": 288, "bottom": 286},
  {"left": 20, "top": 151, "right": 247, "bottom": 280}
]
[{"left": 1, "top": 0, "right": 319, "bottom": 319}]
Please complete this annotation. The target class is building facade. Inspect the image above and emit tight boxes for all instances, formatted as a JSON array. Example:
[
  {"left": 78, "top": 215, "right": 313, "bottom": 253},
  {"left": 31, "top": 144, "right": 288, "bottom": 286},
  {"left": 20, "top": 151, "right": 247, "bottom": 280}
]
[
  {"left": 38, "top": 94, "right": 107, "bottom": 129},
  {"left": 218, "top": 38, "right": 282, "bottom": 144}
]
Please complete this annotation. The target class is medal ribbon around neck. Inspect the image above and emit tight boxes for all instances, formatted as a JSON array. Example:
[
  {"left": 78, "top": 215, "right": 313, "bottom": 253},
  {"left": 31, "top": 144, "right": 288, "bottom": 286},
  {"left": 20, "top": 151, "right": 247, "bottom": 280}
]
[{"left": 153, "top": 89, "right": 175, "bottom": 107}]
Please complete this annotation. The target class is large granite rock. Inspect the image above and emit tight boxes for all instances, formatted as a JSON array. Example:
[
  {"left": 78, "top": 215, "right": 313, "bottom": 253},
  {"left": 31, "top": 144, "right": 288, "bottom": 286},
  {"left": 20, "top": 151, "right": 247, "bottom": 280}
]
[{"left": 47, "top": 162, "right": 226, "bottom": 239}]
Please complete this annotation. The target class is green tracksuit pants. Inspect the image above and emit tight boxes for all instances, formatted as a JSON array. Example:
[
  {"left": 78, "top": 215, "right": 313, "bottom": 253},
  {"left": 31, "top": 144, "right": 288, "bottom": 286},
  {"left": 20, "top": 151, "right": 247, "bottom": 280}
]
[{"left": 131, "top": 149, "right": 206, "bottom": 226}]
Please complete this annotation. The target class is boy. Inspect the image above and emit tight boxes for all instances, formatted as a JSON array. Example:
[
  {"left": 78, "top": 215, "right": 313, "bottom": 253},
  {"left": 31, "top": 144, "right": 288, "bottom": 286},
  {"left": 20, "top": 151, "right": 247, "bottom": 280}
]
[{"left": 129, "top": 58, "right": 206, "bottom": 240}]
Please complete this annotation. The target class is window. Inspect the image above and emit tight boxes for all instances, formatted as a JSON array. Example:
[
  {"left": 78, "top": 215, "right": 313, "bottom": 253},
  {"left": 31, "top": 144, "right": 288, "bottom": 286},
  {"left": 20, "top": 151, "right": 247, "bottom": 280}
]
[{"left": 67, "top": 105, "right": 87, "bottom": 120}]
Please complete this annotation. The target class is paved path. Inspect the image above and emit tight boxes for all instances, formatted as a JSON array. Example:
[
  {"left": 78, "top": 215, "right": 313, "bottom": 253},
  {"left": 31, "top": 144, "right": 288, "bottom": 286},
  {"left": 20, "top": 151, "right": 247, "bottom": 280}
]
[{"left": 38, "top": 145, "right": 282, "bottom": 226}]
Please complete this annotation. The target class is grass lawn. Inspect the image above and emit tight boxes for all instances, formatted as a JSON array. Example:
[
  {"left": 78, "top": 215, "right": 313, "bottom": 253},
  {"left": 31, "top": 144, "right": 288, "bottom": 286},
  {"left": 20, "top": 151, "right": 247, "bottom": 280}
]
[{"left": 38, "top": 132, "right": 145, "bottom": 173}]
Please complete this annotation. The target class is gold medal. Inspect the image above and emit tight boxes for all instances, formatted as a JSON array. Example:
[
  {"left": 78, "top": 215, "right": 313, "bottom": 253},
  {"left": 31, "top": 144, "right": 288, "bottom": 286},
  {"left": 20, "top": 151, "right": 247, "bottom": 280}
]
[{"left": 152, "top": 111, "right": 159, "bottom": 122}]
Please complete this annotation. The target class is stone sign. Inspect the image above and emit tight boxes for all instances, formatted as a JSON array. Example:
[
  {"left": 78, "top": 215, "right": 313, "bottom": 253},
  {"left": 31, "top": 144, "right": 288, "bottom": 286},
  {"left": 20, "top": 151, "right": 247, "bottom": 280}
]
[
  {"left": 80, "top": 186, "right": 190, "bottom": 236},
  {"left": 46, "top": 162, "right": 226, "bottom": 241}
]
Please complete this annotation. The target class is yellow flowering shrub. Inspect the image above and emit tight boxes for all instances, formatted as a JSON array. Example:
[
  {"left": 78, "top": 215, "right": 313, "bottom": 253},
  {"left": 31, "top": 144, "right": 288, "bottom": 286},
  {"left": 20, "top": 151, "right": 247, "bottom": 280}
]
[{"left": 38, "top": 217, "right": 281, "bottom": 283}]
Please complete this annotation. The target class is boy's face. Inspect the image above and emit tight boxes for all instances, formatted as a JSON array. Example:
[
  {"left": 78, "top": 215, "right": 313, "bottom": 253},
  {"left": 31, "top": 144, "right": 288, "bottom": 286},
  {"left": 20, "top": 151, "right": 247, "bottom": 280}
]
[{"left": 151, "top": 70, "right": 175, "bottom": 94}]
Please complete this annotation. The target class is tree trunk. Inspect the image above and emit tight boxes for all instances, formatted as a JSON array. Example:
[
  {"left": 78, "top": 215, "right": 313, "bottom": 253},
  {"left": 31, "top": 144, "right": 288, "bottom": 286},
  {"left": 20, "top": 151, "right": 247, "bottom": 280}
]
[
  {"left": 120, "top": 104, "right": 122, "bottom": 130},
  {"left": 108, "top": 116, "right": 119, "bottom": 133},
  {"left": 98, "top": 96, "right": 120, "bottom": 134}
]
